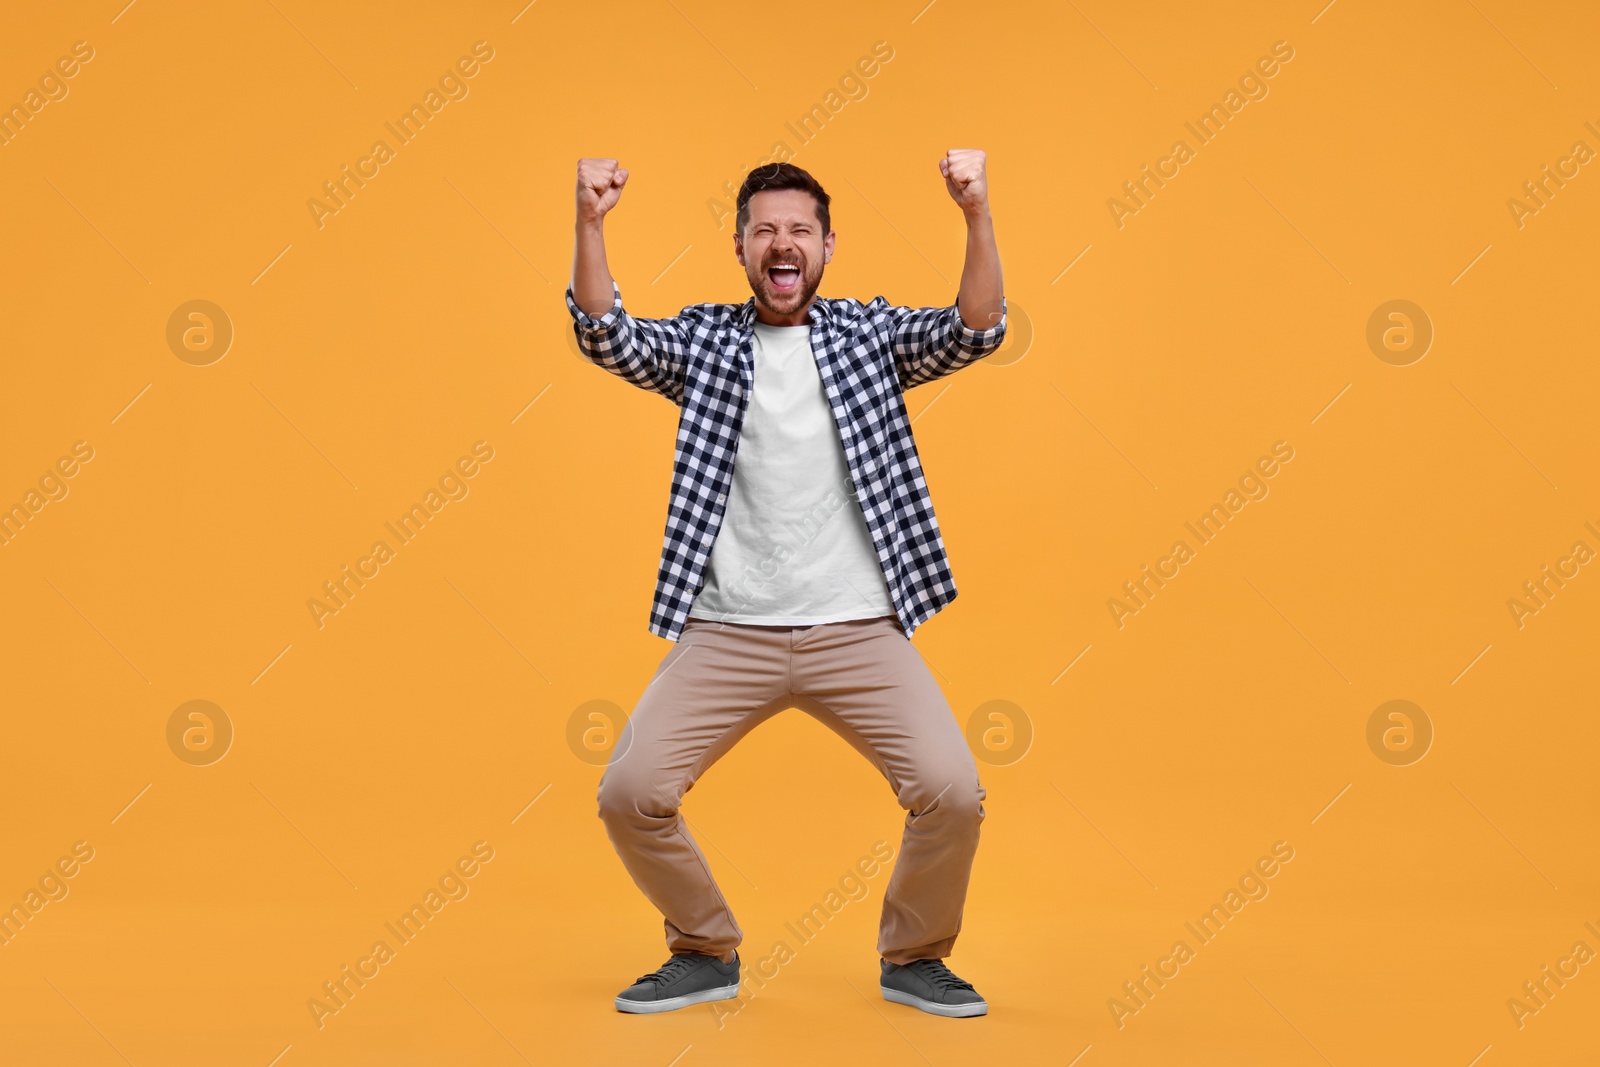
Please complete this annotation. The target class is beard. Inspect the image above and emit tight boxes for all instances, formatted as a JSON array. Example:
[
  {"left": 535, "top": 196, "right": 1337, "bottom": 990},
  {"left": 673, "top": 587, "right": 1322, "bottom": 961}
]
[{"left": 746, "top": 253, "right": 825, "bottom": 317}]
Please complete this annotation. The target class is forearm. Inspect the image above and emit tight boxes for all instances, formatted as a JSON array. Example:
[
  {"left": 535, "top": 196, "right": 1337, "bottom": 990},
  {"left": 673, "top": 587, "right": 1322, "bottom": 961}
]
[
  {"left": 572, "top": 217, "right": 616, "bottom": 318},
  {"left": 956, "top": 207, "right": 1003, "bottom": 331}
]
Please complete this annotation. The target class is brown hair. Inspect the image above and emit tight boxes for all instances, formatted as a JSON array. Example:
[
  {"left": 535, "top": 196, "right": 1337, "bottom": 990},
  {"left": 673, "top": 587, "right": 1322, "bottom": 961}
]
[{"left": 736, "top": 162, "right": 831, "bottom": 237}]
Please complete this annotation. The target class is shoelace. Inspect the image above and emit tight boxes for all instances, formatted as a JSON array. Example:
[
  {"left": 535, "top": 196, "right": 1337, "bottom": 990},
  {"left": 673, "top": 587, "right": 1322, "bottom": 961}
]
[
  {"left": 634, "top": 953, "right": 708, "bottom": 986},
  {"left": 904, "top": 959, "right": 974, "bottom": 992}
]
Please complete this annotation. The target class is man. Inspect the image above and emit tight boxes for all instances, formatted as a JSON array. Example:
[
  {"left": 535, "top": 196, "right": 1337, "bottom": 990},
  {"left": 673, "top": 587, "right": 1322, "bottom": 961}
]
[{"left": 566, "top": 153, "right": 1006, "bottom": 1018}]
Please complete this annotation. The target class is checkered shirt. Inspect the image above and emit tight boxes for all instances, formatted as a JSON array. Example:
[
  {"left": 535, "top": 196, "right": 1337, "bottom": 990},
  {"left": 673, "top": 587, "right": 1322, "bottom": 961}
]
[{"left": 565, "top": 280, "right": 1007, "bottom": 641}]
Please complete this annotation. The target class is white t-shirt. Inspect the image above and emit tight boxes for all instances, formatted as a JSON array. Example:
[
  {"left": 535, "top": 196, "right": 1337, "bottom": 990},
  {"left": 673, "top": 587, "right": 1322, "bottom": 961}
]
[{"left": 687, "top": 320, "right": 896, "bottom": 625}]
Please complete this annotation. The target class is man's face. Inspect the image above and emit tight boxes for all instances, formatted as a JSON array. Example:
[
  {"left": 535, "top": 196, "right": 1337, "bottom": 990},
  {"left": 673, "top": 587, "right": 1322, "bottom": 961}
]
[{"left": 735, "top": 189, "right": 834, "bottom": 321}]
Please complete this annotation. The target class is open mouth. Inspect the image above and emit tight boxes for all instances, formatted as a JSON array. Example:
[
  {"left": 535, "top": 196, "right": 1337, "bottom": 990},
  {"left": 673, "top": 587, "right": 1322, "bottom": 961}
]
[{"left": 767, "top": 262, "right": 801, "bottom": 292}]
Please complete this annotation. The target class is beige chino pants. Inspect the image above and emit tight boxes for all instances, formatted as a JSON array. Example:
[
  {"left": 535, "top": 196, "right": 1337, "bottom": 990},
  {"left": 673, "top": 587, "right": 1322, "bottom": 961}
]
[{"left": 597, "top": 614, "right": 985, "bottom": 966}]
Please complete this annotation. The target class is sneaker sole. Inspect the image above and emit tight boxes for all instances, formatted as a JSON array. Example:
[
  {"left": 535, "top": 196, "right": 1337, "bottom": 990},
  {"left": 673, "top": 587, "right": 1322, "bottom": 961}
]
[
  {"left": 615, "top": 982, "right": 741, "bottom": 1015},
  {"left": 881, "top": 986, "right": 988, "bottom": 1018}
]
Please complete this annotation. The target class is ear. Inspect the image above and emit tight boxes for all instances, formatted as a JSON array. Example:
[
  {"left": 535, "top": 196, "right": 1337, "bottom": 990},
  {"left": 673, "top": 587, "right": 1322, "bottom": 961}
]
[
  {"left": 823, "top": 229, "right": 836, "bottom": 264},
  {"left": 733, "top": 231, "right": 745, "bottom": 267}
]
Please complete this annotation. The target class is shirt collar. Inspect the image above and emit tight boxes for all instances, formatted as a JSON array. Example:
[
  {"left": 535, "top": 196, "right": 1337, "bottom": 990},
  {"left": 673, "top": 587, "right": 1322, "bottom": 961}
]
[{"left": 736, "top": 295, "right": 833, "bottom": 330}]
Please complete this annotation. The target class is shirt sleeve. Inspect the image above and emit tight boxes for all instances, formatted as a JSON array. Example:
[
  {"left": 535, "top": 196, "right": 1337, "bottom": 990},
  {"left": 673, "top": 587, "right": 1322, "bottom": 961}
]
[
  {"left": 565, "top": 281, "right": 691, "bottom": 405},
  {"left": 887, "top": 296, "right": 1009, "bottom": 391}
]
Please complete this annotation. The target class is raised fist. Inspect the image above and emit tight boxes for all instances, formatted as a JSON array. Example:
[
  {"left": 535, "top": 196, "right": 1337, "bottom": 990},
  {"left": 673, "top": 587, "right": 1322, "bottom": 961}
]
[
  {"left": 939, "top": 149, "right": 989, "bottom": 215},
  {"left": 576, "top": 158, "right": 628, "bottom": 223}
]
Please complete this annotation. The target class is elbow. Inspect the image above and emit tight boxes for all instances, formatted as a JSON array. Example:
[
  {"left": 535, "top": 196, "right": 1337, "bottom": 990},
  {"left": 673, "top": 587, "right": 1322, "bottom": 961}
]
[{"left": 956, "top": 299, "right": 1000, "bottom": 334}]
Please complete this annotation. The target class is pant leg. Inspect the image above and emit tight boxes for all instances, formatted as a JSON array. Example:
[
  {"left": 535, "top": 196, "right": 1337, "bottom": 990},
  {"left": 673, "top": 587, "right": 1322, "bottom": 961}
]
[
  {"left": 788, "top": 615, "right": 986, "bottom": 965},
  {"left": 596, "top": 618, "right": 791, "bottom": 959}
]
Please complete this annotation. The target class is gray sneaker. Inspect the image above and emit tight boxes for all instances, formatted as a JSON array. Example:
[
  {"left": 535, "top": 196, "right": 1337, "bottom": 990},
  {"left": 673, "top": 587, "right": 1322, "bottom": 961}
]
[
  {"left": 880, "top": 958, "right": 988, "bottom": 1017},
  {"left": 615, "top": 951, "right": 741, "bottom": 1014}
]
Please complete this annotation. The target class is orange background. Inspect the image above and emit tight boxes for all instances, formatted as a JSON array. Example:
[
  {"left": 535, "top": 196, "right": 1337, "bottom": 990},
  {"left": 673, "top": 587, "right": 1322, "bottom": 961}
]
[{"left": 2, "top": 1, "right": 1597, "bottom": 1064}]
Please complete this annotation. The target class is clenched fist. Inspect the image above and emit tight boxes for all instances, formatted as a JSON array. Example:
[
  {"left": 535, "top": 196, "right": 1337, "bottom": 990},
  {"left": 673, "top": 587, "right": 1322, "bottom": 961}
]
[
  {"left": 576, "top": 158, "right": 628, "bottom": 224},
  {"left": 939, "top": 149, "right": 989, "bottom": 216}
]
